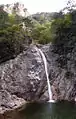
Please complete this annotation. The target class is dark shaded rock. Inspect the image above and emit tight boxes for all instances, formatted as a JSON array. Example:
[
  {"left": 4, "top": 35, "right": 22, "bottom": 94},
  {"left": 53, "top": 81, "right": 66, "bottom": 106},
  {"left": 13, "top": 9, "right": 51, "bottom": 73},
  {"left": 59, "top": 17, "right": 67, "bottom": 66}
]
[
  {"left": 0, "top": 43, "right": 76, "bottom": 113},
  {"left": 41, "top": 43, "right": 76, "bottom": 101}
]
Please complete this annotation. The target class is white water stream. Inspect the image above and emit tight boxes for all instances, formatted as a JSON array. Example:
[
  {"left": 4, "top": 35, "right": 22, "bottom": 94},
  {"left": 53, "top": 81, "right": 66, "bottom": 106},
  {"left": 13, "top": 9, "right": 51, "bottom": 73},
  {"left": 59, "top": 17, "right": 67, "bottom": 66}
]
[{"left": 38, "top": 48, "right": 54, "bottom": 102}]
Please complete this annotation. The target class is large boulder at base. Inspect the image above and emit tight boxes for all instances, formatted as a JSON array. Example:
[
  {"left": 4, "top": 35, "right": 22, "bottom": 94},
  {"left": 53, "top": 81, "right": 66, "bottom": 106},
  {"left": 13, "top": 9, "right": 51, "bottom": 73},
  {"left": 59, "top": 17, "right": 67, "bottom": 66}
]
[{"left": 0, "top": 45, "right": 48, "bottom": 113}]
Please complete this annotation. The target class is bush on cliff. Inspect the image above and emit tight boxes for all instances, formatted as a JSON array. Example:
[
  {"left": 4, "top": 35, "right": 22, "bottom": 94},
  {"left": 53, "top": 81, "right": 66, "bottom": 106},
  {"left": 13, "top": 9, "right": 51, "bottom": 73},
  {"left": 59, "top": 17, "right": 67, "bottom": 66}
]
[
  {"left": 31, "top": 22, "right": 52, "bottom": 44},
  {"left": 0, "top": 25, "right": 31, "bottom": 63},
  {"left": 50, "top": 4, "right": 76, "bottom": 68}
]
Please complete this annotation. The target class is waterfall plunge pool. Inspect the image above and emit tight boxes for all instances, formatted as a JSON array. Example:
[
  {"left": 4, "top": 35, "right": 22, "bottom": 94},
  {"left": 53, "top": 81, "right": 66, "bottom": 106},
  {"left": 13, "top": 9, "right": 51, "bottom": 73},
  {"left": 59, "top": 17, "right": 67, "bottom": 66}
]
[{"left": 0, "top": 101, "right": 76, "bottom": 119}]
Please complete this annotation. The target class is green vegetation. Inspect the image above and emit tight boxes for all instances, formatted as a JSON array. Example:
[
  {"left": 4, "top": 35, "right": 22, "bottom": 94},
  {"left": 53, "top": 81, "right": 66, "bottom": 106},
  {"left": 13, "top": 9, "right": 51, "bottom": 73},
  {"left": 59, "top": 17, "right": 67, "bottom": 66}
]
[
  {"left": 0, "top": 3, "right": 32, "bottom": 63},
  {"left": 31, "top": 22, "right": 52, "bottom": 44},
  {"left": 0, "top": 0, "right": 76, "bottom": 64},
  {"left": 31, "top": 0, "right": 76, "bottom": 46}
]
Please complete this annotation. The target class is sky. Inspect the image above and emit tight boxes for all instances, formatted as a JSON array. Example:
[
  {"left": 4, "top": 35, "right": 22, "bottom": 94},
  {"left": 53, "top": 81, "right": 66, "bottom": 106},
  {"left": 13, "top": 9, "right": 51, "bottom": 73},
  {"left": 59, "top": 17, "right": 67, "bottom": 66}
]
[{"left": 0, "top": 0, "right": 70, "bottom": 14}]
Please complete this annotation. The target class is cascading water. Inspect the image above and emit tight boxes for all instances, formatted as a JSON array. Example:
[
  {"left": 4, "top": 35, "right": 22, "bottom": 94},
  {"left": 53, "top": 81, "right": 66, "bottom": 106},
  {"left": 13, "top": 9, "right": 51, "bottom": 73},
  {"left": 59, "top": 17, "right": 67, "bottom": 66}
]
[
  {"left": 1, "top": 68, "right": 5, "bottom": 80},
  {"left": 38, "top": 48, "right": 54, "bottom": 102}
]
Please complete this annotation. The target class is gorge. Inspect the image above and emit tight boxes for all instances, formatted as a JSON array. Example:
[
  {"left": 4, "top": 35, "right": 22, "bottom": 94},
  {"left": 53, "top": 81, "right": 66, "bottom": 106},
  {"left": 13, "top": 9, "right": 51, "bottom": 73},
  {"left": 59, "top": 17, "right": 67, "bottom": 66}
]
[
  {"left": 0, "top": 43, "right": 76, "bottom": 114},
  {"left": 0, "top": 1, "right": 76, "bottom": 118}
]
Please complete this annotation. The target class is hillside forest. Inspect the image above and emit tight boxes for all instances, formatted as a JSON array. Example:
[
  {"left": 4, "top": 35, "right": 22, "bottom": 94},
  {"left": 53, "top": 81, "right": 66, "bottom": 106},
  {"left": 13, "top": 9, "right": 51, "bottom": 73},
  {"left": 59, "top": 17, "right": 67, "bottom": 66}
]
[{"left": 0, "top": 0, "right": 76, "bottom": 65}]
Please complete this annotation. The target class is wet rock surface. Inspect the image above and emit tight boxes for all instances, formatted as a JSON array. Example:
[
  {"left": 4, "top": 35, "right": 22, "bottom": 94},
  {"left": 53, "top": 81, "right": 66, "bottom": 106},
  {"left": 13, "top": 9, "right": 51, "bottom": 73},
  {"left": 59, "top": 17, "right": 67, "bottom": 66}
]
[
  {"left": 41, "top": 43, "right": 76, "bottom": 101},
  {"left": 0, "top": 43, "right": 76, "bottom": 113}
]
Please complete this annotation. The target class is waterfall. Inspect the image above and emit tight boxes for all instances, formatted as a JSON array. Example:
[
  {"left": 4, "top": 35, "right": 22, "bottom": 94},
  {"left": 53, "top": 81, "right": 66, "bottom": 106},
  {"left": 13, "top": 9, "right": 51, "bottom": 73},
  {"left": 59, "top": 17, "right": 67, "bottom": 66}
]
[
  {"left": 1, "top": 68, "right": 5, "bottom": 80},
  {"left": 38, "top": 48, "right": 54, "bottom": 102},
  {"left": 74, "top": 96, "right": 76, "bottom": 102}
]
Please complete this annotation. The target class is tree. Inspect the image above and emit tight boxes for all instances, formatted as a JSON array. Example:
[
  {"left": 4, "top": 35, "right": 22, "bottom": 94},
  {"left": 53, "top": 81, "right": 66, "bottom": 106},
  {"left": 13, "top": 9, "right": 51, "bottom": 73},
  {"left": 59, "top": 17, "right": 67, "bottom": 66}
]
[
  {"left": 61, "top": 0, "right": 76, "bottom": 13},
  {"left": 32, "top": 21, "right": 52, "bottom": 44},
  {"left": 0, "top": 5, "right": 9, "bottom": 29}
]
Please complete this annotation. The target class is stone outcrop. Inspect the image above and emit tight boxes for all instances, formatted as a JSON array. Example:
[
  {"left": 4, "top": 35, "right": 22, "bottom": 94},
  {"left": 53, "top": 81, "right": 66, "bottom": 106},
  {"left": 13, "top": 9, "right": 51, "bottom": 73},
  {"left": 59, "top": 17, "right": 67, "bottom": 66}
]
[
  {"left": 0, "top": 43, "right": 76, "bottom": 113},
  {"left": 3, "top": 2, "right": 29, "bottom": 17},
  {"left": 41, "top": 43, "right": 76, "bottom": 101},
  {"left": 0, "top": 45, "right": 47, "bottom": 113}
]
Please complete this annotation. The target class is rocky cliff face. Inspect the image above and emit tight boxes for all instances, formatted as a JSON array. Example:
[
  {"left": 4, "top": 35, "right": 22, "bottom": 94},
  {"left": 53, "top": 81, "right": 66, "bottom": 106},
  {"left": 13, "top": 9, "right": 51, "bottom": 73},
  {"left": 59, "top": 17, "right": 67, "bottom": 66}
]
[
  {"left": 41, "top": 44, "right": 76, "bottom": 101},
  {"left": 0, "top": 45, "right": 47, "bottom": 113},
  {"left": 3, "top": 2, "right": 29, "bottom": 17},
  {"left": 0, "top": 43, "right": 76, "bottom": 113}
]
